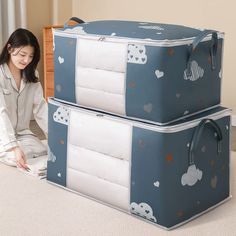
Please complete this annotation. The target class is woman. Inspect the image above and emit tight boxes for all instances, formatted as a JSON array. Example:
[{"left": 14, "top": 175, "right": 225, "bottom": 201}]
[{"left": 0, "top": 28, "right": 48, "bottom": 170}]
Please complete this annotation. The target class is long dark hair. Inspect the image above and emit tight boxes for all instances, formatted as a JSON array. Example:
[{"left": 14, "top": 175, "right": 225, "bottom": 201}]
[{"left": 0, "top": 28, "right": 40, "bottom": 83}]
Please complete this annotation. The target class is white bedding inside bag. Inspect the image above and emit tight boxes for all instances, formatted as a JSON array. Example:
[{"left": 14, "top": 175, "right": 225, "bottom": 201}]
[
  {"left": 67, "top": 109, "right": 132, "bottom": 210},
  {"left": 67, "top": 169, "right": 130, "bottom": 210},
  {"left": 68, "top": 111, "right": 132, "bottom": 160},
  {"left": 67, "top": 145, "right": 129, "bottom": 188},
  {"left": 76, "top": 38, "right": 127, "bottom": 115}
]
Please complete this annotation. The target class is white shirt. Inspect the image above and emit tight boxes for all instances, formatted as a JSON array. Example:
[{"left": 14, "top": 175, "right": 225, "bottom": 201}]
[{"left": 0, "top": 63, "right": 48, "bottom": 151}]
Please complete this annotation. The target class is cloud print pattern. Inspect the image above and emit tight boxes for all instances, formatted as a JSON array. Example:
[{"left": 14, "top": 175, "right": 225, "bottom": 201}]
[
  {"left": 184, "top": 60, "right": 204, "bottom": 81},
  {"left": 127, "top": 44, "right": 147, "bottom": 64},
  {"left": 48, "top": 147, "right": 56, "bottom": 162},
  {"left": 64, "top": 26, "right": 87, "bottom": 34},
  {"left": 130, "top": 202, "right": 157, "bottom": 222},
  {"left": 53, "top": 106, "right": 70, "bottom": 125},
  {"left": 181, "top": 164, "right": 203, "bottom": 186}
]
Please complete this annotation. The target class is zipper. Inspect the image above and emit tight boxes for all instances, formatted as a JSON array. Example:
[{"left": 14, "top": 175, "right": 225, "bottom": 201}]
[
  {"left": 98, "top": 36, "right": 106, "bottom": 41},
  {"left": 54, "top": 29, "right": 224, "bottom": 47},
  {"left": 50, "top": 98, "right": 231, "bottom": 133}
]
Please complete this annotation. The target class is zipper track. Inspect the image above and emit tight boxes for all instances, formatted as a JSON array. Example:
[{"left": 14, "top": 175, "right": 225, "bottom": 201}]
[
  {"left": 53, "top": 29, "right": 224, "bottom": 47},
  {"left": 50, "top": 98, "right": 231, "bottom": 133}
]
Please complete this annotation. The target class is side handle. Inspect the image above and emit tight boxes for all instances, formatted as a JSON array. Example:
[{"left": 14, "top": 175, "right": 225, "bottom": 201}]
[
  {"left": 186, "top": 30, "right": 218, "bottom": 77},
  {"left": 189, "top": 118, "right": 222, "bottom": 165},
  {"left": 64, "top": 17, "right": 85, "bottom": 28}
]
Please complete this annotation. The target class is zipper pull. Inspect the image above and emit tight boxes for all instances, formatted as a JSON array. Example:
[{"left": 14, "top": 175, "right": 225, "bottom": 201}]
[{"left": 98, "top": 36, "right": 106, "bottom": 41}]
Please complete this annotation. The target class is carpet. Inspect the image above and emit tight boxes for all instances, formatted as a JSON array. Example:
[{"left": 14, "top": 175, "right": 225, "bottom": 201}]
[{"left": 0, "top": 152, "right": 235, "bottom": 236}]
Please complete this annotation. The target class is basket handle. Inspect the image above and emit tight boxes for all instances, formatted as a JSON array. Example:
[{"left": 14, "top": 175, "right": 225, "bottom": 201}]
[
  {"left": 64, "top": 17, "right": 85, "bottom": 28},
  {"left": 186, "top": 30, "right": 218, "bottom": 77},
  {"left": 189, "top": 118, "right": 222, "bottom": 165}
]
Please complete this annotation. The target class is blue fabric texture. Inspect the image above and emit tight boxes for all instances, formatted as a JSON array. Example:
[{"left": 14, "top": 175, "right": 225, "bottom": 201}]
[
  {"left": 54, "top": 36, "right": 77, "bottom": 103},
  {"left": 47, "top": 100, "right": 69, "bottom": 186},
  {"left": 54, "top": 20, "right": 223, "bottom": 124},
  {"left": 130, "top": 115, "right": 230, "bottom": 228}
]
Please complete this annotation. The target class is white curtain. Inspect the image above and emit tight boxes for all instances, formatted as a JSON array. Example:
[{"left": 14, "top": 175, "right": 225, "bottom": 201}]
[{"left": 0, "top": 0, "right": 27, "bottom": 48}]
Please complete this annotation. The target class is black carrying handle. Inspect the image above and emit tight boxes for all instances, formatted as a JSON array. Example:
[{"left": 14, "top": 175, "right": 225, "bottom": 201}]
[
  {"left": 189, "top": 118, "right": 222, "bottom": 165},
  {"left": 186, "top": 30, "right": 218, "bottom": 77},
  {"left": 64, "top": 17, "right": 85, "bottom": 28}
]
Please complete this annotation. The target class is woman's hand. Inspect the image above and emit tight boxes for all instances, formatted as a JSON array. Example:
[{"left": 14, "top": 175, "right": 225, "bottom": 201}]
[{"left": 11, "top": 147, "right": 28, "bottom": 170}]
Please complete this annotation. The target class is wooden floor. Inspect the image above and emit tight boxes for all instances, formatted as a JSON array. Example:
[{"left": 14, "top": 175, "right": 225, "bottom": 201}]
[{"left": 30, "top": 121, "right": 236, "bottom": 151}]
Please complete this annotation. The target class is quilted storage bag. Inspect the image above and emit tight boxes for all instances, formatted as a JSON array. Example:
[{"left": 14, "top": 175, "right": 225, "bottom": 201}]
[
  {"left": 47, "top": 98, "right": 231, "bottom": 229},
  {"left": 53, "top": 20, "right": 224, "bottom": 125}
]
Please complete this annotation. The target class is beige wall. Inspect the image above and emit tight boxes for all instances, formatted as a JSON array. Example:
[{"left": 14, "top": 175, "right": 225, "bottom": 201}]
[
  {"left": 26, "top": 0, "right": 52, "bottom": 85},
  {"left": 53, "top": 0, "right": 73, "bottom": 25},
  {"left": 26, "top": 0, "right": 73, "bottom": 87},
  {"left": 72, "top": 0, "right": 236, "bottom": 118}
]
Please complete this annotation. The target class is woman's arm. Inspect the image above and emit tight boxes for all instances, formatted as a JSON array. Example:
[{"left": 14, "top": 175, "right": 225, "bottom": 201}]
[
  {"left": 32, "top": 83, "right": 48, "bottom": 138},
  {"left": 0, "top": 88, "right": 18, "bottom": 151},
  {"left": 0, "top": 88, "right": 28, "bottom": 169}
]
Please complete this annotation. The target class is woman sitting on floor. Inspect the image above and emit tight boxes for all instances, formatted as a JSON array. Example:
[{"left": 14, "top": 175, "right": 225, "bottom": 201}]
[{"left": 0, "top": 28, "right": 48, "bottom": 170}]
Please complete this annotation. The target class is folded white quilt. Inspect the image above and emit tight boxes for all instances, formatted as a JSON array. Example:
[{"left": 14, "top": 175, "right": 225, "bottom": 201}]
[
  {"left": 18, "top": 155, "right": 47, "bottom": 179},
  {"left": 0, "top": 138, "right": 48, "bottom": 179}
]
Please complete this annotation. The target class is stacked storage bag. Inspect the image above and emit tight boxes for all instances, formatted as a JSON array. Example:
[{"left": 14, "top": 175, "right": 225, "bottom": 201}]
[
  {"left": 47, "top": 19, "right": 231, "bottom": 229},
  {"left": 52, "top": 19, "right": 223, "bottom": 125}
]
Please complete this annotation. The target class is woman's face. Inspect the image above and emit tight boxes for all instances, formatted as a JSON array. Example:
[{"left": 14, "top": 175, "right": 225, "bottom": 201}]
[{"left": 9, "top": 45, "right": 34, "bottom": 70}]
